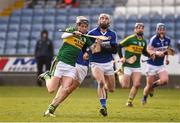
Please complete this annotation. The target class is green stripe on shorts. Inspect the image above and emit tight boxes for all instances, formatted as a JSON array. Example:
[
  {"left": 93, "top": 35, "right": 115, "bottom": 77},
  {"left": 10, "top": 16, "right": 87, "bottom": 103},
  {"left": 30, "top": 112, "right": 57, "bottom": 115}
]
[{"left": 49, "top": 57, "right": 58, "bottom": 76}]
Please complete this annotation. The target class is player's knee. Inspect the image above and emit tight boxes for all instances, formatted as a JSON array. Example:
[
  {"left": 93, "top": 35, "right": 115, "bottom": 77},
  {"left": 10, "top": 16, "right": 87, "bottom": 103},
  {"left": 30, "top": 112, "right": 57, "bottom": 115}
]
[
  {"left": 163, "top": 80, "right": 168, "bottom": 85},
  {"left": 133, "top": 83, "right": 141, "bottom": 88},
  {"left": 160, "top": 78, "right": 169, "bottom": 85},
  {"left": 161, "top": 80, "right": 168, "bottom": 85},
  {"left": 121, "top": 85, "right": 129, "bottom": 89},
  {"left": 47, "top": 88, "right": 55, "bottom": 94},
  {"left": 98, "top": 82, "right": 104, "bottom": 88},
  {"left": 121, "top": 83, "right": 129, "bottom": 89},
  {"left": 120, "top": 80, "right": 130, "bottom": 88},
  {"left": 147, "top": 85, "right": 152, "bottom": 90}
]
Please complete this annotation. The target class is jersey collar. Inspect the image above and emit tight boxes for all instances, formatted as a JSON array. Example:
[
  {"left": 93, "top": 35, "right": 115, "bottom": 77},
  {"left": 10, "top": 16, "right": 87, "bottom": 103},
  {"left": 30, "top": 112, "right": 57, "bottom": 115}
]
[{"left": 97, "top": 26, "right": 109, "bottom": 36}]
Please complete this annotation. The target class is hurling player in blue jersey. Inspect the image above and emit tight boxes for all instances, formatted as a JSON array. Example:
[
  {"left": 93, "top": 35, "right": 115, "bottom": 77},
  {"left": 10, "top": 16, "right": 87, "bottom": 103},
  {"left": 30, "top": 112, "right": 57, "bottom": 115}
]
[
  {"left": 142, "top": 23, "right": 171, "bottom": 105},
  {"left": 88, "top": 13, "right": 117, "bottom": 117}
]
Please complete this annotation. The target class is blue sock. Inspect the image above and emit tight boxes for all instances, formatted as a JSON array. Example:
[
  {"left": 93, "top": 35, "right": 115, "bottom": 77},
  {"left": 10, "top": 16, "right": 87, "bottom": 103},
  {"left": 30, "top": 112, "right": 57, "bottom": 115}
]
[
  {"left": 143, "top": 95, "right": 148, "bottom": 100},
  {"left": 152, "top": 81, "right": 159, "bottom": 88},
  {"left": 100, "top": 98, "right": 106, "bottom": 108}
]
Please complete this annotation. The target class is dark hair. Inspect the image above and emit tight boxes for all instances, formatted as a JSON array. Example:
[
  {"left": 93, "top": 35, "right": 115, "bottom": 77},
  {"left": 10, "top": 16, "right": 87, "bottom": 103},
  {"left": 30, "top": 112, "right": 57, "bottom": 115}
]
[{"left": 41, "top": 29, "right": 48, "bottom": 35}]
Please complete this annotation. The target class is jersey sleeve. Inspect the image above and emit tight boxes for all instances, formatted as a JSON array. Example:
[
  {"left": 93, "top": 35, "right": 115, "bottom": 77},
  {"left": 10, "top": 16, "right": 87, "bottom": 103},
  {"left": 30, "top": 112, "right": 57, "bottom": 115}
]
[
  {"left": 148, "top": 37, "right": 154, "bottom": 48},
  {"left": 110, "top": 32, "right": 117, "bottom": 46},
  {"left": 142, "top": 40, "right": 148, "bottom": 56},
  {"left": 119, "top": 36, "right": 130, "bottom": 47},
  {"left": 65, "top": 26, "right": 75, "bottom": 33},
  {"left": 85, "top": 37, "right": 93, "bottom": 47},
  {"left": 87, "top": 30, "right": 96, "bottom": 43},
  {"left": 168, "top": 39, "right": 171, "bottom": 47}
]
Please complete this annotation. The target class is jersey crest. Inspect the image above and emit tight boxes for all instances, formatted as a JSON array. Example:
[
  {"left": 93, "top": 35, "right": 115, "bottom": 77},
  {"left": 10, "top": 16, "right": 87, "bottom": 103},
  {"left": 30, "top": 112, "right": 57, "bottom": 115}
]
[{"left": 63, "top": 36, "right": 85, "bottom": 49}]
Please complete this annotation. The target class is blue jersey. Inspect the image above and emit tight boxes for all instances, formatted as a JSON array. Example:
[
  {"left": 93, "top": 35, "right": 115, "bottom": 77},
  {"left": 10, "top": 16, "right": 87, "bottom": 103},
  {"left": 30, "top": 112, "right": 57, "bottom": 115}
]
[
  {"left": 76, "top": 51, "right": 89, "bottom": 66},
  {"left": 88, "top": 27, "right": 117, "bottom": 63},
  {"left": 147, "top": 35, "right": 171, "bottom": 66}
]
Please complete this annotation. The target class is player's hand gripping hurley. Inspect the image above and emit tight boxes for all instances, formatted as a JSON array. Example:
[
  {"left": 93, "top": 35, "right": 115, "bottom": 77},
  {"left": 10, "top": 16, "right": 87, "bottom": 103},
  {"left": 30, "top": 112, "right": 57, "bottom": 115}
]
[
  {"left": 114, "top": 55, "right": 137, "bottom": 83},
  {"left": 141, "top": 47, "right": 175, "bottom": 63}
]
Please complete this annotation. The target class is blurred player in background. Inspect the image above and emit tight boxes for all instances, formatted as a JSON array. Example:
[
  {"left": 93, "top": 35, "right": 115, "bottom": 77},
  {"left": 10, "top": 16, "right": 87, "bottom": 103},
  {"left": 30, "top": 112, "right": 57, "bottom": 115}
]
[
  {"left": 88, "top": 13, "right": 117, "bottom": 116},
  {"left": 142, "top": 23, "right": 172, "bottom": 105},
  {"left": 38, "top": 16, "right": 100, "bottom": 117},
  {"left": 118, "top": 23, "right": 148, "bottom": 107}
]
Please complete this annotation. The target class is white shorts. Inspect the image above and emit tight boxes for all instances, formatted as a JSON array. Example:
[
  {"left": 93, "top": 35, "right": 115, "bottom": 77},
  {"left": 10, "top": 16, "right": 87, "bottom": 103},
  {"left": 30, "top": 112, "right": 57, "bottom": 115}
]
[
  {"left": 90, "top": 61, "right": 114, "bottom": 75},
  {"left": 146, "top": 64, "right": 167, "bottom": 76},
  {"left": 75, "top": 63, "right": 88, "bottom": 84},
  {"left": 123, "top": 66, "right": 141, "bottom": 75},
  {"left": 54, "top": 61, "right": 77, "bottom": 79}
]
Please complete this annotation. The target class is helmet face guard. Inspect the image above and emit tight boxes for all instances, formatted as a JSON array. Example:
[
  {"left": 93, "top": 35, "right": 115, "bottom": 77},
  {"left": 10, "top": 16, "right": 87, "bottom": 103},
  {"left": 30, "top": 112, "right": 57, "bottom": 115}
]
[
  {"left": 98, "top": 13, "right": 111, "bottom": 29},
  {"left": 156, "top": 23, "right": 166, "bottom": 38},
  {"left": 156, "top": 23, "right": 166, "bottom": 31},
  {"left": 134, "top": 23, "right": 144, "bottom": 36}
]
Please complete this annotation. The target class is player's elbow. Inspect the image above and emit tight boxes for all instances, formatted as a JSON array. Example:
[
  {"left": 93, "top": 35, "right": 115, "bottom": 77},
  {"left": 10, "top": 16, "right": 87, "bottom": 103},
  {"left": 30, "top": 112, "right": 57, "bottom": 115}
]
[
  {"left": 61, "top": 32, "right": 73, "bottom": 39},
  {"left": 112, "top": 45, "right": 118, "bottom": 54},
  {"left": 118, "top": 45, "right": 123, "bottom": 58}
]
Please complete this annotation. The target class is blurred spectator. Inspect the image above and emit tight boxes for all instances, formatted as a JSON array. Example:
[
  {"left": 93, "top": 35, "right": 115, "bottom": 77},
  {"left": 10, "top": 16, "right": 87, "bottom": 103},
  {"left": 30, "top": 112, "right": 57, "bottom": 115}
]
[
  {"left": 56, "top": 0, "right": 79, "bottom": 8},
  {"left": 35, "top": 30, "right": 54, "bottom": 86},
  {"left": 176, "top": 40, "right": 180, "bottom": 63},
  {"left": 119, "top": 0, "right": 127, "bottom": 6},
  {"left": 24, "top": 0, "right": 34, "bottom": 8},
  {"left": 56, "top": 0, "right": 66, "bottom": 8}
]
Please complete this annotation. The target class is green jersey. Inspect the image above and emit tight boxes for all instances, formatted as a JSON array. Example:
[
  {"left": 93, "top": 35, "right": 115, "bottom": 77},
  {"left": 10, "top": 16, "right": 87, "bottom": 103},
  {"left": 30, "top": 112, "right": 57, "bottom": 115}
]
[
  {"left": 56, "top": 27, "right": 93, "bottom": 66},
  {"left": 119, "top": 34, "right": 147, "bottom": 68}
]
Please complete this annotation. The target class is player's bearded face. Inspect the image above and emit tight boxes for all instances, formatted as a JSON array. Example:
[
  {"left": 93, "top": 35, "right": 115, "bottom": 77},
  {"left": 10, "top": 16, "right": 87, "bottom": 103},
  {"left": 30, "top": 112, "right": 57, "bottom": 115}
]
[
  {"left": 157, "top": 28, "right": 166, "bottom": 38},
  {"left": 99, "top": 22, "right": 109, "bottom": 29},
  {"left": 77, "top": 23, "right": 88, "bottom": 34},
  {"left": 99, "top": 16, "right": 110, "bottom": 29},
  {"left": 135, "top": 26, "right": 144, "bottom": 36}
]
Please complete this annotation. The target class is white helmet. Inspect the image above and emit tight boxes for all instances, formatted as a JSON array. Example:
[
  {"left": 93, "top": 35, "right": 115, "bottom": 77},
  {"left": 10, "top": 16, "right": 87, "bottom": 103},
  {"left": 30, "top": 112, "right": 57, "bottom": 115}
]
[
  {"left": 76, "top": 16, "right": 89, "bottom": 25},
  {"left": 134, "top": 23, "right": 144, "bottom": 28},
  {"left": 156, "top": 23, "right": 166, "bottom": 31},
  {"left": 99, "top": 13, "right": 111, "bottom": 20}
]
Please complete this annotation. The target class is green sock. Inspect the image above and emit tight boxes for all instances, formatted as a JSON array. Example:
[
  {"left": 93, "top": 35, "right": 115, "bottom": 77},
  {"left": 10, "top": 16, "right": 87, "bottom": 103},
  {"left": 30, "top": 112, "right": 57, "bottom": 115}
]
[
  {"left": 44, "top": 73, "right": 51, "bottom": 80},
  {"left": 127, "top": 97, "right": 133, "bottom": 103},
  {"left": 48, "top": 104, "right": 57, "bottom": 114}
]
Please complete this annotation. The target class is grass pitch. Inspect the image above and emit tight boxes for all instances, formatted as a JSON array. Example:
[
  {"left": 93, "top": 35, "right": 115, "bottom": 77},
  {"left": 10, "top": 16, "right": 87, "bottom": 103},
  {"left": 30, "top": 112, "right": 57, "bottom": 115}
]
[{"left": 0, "top": 86, "right": 180, "bottom": 122}]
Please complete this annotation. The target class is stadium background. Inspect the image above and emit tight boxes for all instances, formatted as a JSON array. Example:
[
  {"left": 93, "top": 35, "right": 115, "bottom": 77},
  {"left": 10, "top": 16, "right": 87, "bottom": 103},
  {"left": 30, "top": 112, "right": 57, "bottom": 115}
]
[
  {"left": 0, "top": 0, "right": 180, "bottom": 88},
  {"left": 0, "top": 0, "right": 180, "bottom": 122}
]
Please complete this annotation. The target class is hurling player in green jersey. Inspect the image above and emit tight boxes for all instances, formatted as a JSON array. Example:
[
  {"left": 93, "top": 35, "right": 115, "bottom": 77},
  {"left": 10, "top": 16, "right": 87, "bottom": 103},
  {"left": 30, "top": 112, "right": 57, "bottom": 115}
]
[
  {"left": 38, "top": 16, "right": 101, "bottom": 117},
  {"left": 118, "top": 23, "right": 149, "bottom": 107}
]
